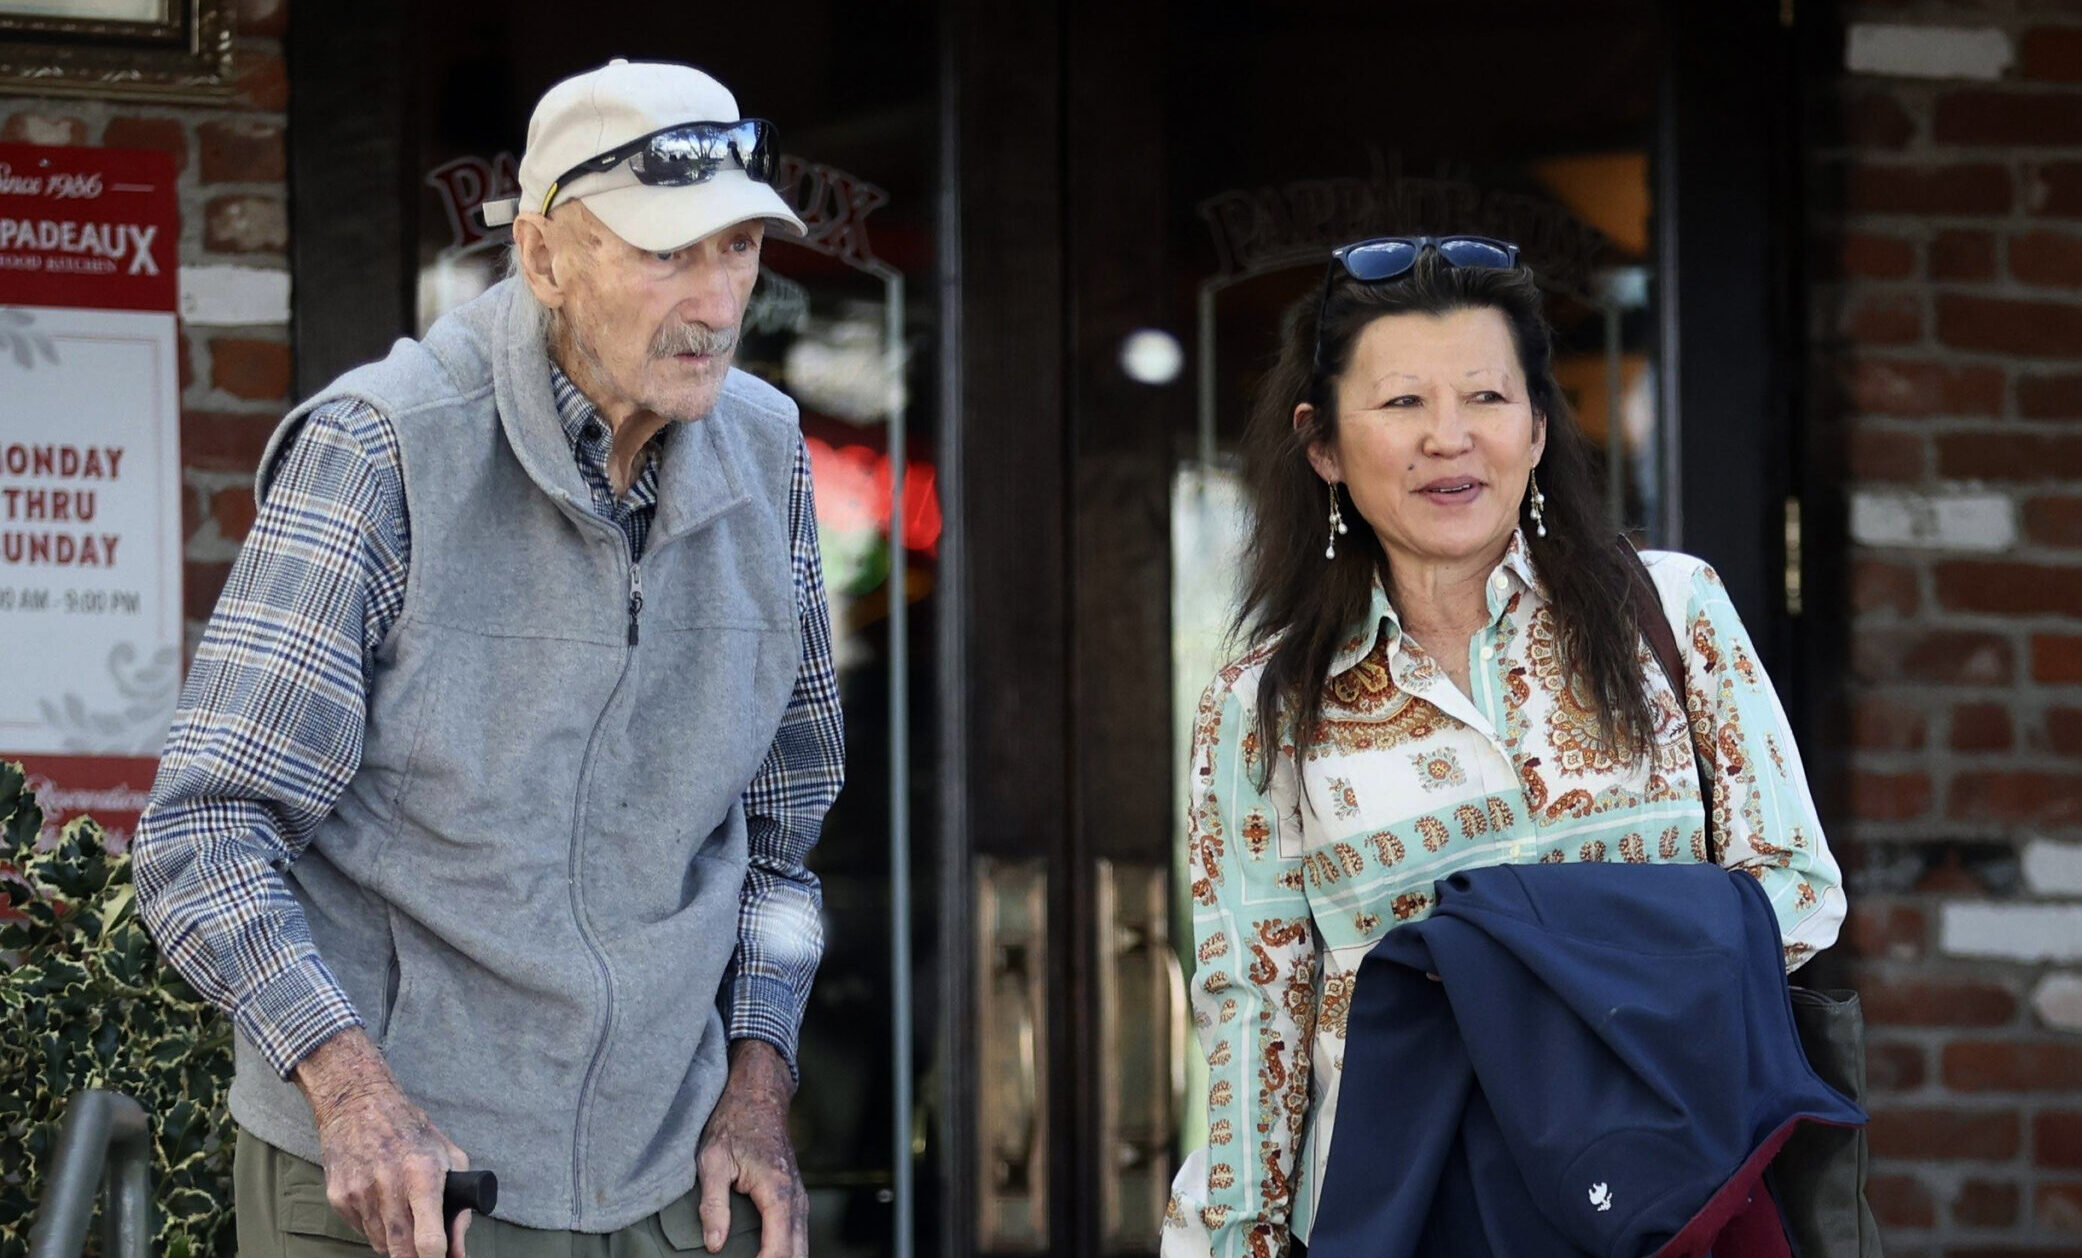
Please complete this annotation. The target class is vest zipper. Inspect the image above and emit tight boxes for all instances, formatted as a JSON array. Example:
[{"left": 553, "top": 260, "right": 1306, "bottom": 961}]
[
  {"left": 569, "top": 542, "right": 642, "bottom": 1224},
  {"left": 627, "top": 562, "right": 644, "bottom": 645}
]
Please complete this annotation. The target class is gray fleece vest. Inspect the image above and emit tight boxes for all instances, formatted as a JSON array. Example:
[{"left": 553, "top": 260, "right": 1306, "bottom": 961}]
[{"left": 226, "top": 279, "right": 804, "bottom": 1232}]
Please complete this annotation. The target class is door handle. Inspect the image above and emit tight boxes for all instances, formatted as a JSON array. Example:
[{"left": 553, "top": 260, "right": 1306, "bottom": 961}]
[
  {"left": 1097, "top": 859, "right": 1181, "bottom": 1252},
  {"left": 976, "top": 857, "right": 1048, "bottom": 1251}
]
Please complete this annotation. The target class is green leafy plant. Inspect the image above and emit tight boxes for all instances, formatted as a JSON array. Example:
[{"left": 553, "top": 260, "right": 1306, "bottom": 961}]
[{"left": 0, "top": 761, "right": 234, "bottom": 1258}]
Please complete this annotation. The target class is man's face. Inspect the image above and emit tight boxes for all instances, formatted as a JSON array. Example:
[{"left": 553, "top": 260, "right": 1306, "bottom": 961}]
[{"left": 551, "top": 204, "right": 765, "bottom": 422}]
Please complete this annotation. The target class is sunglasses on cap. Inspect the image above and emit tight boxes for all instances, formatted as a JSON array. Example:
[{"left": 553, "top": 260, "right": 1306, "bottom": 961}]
[
  {"left": 1311, "top": 235, "right": 1523, "bottom": 373},
  {"left": 539, "top": 118, "right": 779, "bottom": 216}
]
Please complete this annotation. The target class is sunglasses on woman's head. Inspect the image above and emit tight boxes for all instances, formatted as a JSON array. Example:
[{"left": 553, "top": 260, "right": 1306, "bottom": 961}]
[{"left": 1311, "top": 235, "right": 1523, "bottom": 373}]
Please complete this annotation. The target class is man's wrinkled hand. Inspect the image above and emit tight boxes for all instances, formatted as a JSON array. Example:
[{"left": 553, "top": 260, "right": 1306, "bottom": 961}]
[
  {"left": 697, "top": 1040, "right": 807, "bottom": 1258},
  {"left": 295, "top": 1028, "right": 471, "bottom": 1258}
]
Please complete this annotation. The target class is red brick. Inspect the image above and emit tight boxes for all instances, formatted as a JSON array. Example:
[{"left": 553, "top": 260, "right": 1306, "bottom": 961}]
[
  {"left": 2023, "top": 27, "right": 2082, "bottom": 84},
  {"left": 1848, "top": 162, "right": 2013, "bottom": 216},
  {"left": 1846, "top": 359, "right": 2005, "bottom": 417},
  {"left": 234, "top": 51, "right": 288, "bottom": 112},
  {"left": 1868, "top": 1172, "right": 1936, "bottom": 1229},
  {"left": 1848, "top": 91, "right": 1918, "bottom": 149},
  {"left": 1938, "top": 431, "right": 2082, "bottom": 481},
  {"left": 1832, "top": 230, "right": 1918, "bottom": 281},
  {"left": 2023, "top": 373, "right": 2082, "bottom": 420},
  {"left": 204, "top": 195, "right": 288, "bottom": 254},
  {"left": 1853, "top": 629, "right": 2014, "bottom": 685},
  {"left": 2034, "top": 161, "right": 2082, "bottom": 218},
  {"left": 1935, "top": 89, "right": 2082, "bottom": 146},
  {"left": 2016, "top": 229, "right": 2082, "bottom": 289},
  {"left": 2042, "top": 1112, "right": 2082, "bottom": 1168},
  {"left": 183, "top": 561, "right": 232, "bottom": 623},
  {"left": 1938, "top": 293, "right": 2082, "bottom": 358},
  {"left": 0, "top": 113, "right": 87, "bottom": 146},
  {"left": 180, "top": 480, "right": 204, "bottom": 544},
  {"left": 1945, "top": 1042, "right": 2082, "bottom": 1092},
  {"left": 1853, "top": 559, "right": 1920, "bottom": 615},
  {"left": 1864, "top": 977, "right": 2018, "bottom": 1028},
  {"left": 1847, "top": 899, "right": 1928, "bottom": 959},
  {"left": 198, "top": 119, "right": 285, "bottom": 184},
  {"left": 1953, "top": 1179, "right": 2020, "bottom": 1228},
  {"left": 1853, "top": 694, "right": 1927, "bottom": 750},
  {"left": 1869, "top": 1107, "right": 2020, "bottom": 1160},
  {"left": 1932, "top": 229, "right": 1998, "bottom": 282},
  {"left": 1951, "top": 771, "right": 2082, "bottom": 825},
  {"left": 210, "top": 486, "right": 256, "bottom": 543},
  {"left": 210, "top": 337, "right": 292, "bottom": 401},
  {"left": 2050, "top": 707, "right": 2082, "bottom": 757},
  {"left": 1936, "top": 560, "right": 2082, "bottom": 615},
  {"left": 234, "top": 0, "right": 286, "bottom": 36},
  {"left": 101, "top": 116, "right": 188, "bottom": 173},
  {"left": 177, "top": 330, "right": 194, "bottom": 394},
  {"left": 2029, "top": 496, "right": 2082, "bottom": 547},
  {"left": 1850, "top": 427, "right": 1927, "bottom": 482},
  {"left": 180, "top": 410, "right": 277, "bottom": 471},
  {"left": 1952, "top": 702, "right": 2015, "bottom": 751},
  {"left": 1914, "top": 848, "right": 1989, "bottom": 894},
  {"left": 1850, "top": 770, "right": 1933, "bottom": 821},
  {"left": 1842, "top": 292, "right": 1924, "bottom": 344},
  {"left": 2037, "top": 1181, "right": 2082, "bottom": 1231},
  {"left": 2036, "top": 633, "right": 2082, "bottom": 683},
  {"left": 1868, "top": 1041, "right": 1929, "bottom": 1092}
]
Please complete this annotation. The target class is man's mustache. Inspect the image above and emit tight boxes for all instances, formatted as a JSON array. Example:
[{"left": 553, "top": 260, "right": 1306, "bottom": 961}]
[{"left": 650, "top": 320, "right": 738, "bottom": 359}]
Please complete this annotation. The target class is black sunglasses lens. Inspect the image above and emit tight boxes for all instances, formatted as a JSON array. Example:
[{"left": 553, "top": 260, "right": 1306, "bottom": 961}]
[
  {"left": 737, "top": 123, "right": 776, "bottom": 183},
  {"left": 631, "top": 131, "right": 711, "bottom": 184},
  {"left": 1436, "top": 239, "right": 1516, "bottom": 270},
  {"left": 1343, "top": 240, "right": 1419, "bottom": 282}
]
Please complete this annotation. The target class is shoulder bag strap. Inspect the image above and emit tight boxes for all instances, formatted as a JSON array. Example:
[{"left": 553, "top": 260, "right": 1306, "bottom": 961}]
[{"left": 1614, "top": 538, "right": 1719, "bottom": 862}]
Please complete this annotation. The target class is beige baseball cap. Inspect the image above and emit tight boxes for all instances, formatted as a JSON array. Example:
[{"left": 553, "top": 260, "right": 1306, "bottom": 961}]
[{"left": 481, "top": 59, "right": 805, "bottom": 252}]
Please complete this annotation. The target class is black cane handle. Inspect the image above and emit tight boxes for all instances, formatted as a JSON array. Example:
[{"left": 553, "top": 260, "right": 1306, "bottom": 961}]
[{"left": 443, "top": 1170, "right": 497, "bottom": 1224}]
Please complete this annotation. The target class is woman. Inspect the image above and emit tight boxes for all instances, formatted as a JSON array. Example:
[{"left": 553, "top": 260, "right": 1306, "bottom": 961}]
[{"left": 1162, "top": 237, "right": 1845, "bottom": 1258}]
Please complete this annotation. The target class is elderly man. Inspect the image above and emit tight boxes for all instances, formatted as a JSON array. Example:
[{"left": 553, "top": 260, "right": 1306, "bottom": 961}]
[{"left": 133, "top": 61, "right": 841, "bottom": 1258}]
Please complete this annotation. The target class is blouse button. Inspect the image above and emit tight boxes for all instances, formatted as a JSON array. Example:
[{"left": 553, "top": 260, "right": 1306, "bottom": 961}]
[{"left": 1480, "top": 646, "right": 1496, "bottom": 661}]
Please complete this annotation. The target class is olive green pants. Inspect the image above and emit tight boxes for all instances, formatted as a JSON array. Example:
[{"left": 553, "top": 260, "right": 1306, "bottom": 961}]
[{"left": 235, "top": 1129, "right": 762, "bottom": 1258}]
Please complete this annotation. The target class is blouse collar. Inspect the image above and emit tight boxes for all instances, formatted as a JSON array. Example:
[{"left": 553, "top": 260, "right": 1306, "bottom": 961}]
[{"left": 1327, "top": 529, "right": 1544, "bottom": 678}]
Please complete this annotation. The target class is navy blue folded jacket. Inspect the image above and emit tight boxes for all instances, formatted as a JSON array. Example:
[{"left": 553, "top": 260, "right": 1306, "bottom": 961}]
[{"left": 1309, "top": 862, "right": 1863, "bottom": 1258}]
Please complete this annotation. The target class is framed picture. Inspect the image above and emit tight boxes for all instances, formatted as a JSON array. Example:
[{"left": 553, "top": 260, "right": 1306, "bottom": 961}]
[{"left": 0, "top": 0, "right": 232, "bottom": 101}]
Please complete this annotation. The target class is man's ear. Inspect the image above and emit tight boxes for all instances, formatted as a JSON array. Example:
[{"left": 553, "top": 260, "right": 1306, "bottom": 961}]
[
  {"left": 511, "top": 213, "right": 568, "bottom": 310},
  {"left": 1295, "top": 401, "right": 1342, "bottom": 484}
]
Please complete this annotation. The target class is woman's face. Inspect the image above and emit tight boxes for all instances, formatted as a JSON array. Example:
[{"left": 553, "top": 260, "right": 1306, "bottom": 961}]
[{"left": 1302, "top": 306, "right": 1547, "bottom": 575}]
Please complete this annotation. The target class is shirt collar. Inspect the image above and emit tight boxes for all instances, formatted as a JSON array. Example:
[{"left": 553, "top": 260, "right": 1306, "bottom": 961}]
[
  {"left": 548, "top": 363, "right": 669, "bottom": 479},
  {"left": 1327, "top": 529, "right": 1544, "bottom": 677},
  {"left": 551, "top": 363, "right": 605, "bottom": 448}
]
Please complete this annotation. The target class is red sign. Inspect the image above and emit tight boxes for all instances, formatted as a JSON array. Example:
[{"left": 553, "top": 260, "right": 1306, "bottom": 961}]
[{"left": 0, "top": 144, "right": 178, "bottom": 313}]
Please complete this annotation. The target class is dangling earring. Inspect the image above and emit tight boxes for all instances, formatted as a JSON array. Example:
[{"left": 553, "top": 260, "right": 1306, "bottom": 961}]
[
  {"left": 1528, "top": 470, "right": 1548, "bottom": 538},
  {"left": 1325, "top": 482, "right": 1350, "bottom": 559}
]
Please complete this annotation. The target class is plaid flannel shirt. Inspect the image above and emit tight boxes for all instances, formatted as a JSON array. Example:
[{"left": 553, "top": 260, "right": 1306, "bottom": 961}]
[{"left": 134, "top": 364, "right": 843, "bottom": 1078}]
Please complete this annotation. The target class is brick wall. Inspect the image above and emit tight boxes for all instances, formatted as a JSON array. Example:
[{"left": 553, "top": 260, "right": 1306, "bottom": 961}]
[
  {"left": 1821, "top": 2, "right": 2082, "bottom": 1251},
  {"left": 0, "top": 0, "right": 290, "bottom": 653}
]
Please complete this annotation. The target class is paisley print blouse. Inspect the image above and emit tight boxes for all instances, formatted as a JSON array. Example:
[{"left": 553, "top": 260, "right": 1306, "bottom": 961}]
[{"left": 1160, "top": 538, "right": 1846, "bottom": 1258}]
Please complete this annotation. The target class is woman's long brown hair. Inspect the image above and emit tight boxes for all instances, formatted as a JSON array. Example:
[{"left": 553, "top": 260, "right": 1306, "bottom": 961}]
[{"left": 1235, "top": 250, "right": 1657, "bottom": 783}]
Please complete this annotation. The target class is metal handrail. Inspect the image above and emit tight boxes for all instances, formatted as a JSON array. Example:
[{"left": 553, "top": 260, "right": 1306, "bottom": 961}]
[{"left": 27, "top": 1090, "right": 152, "bottom": 1258}]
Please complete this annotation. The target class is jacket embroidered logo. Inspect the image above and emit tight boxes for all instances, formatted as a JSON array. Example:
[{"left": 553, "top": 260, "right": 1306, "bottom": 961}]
[{"left": 1589, "top": 1183, "right": 1613, "bottom": 1213}]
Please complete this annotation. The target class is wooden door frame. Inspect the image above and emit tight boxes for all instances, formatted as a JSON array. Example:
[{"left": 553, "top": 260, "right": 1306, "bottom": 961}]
[{"left": 290, "top": 0, "right": 1817, "bottom": 1249}]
